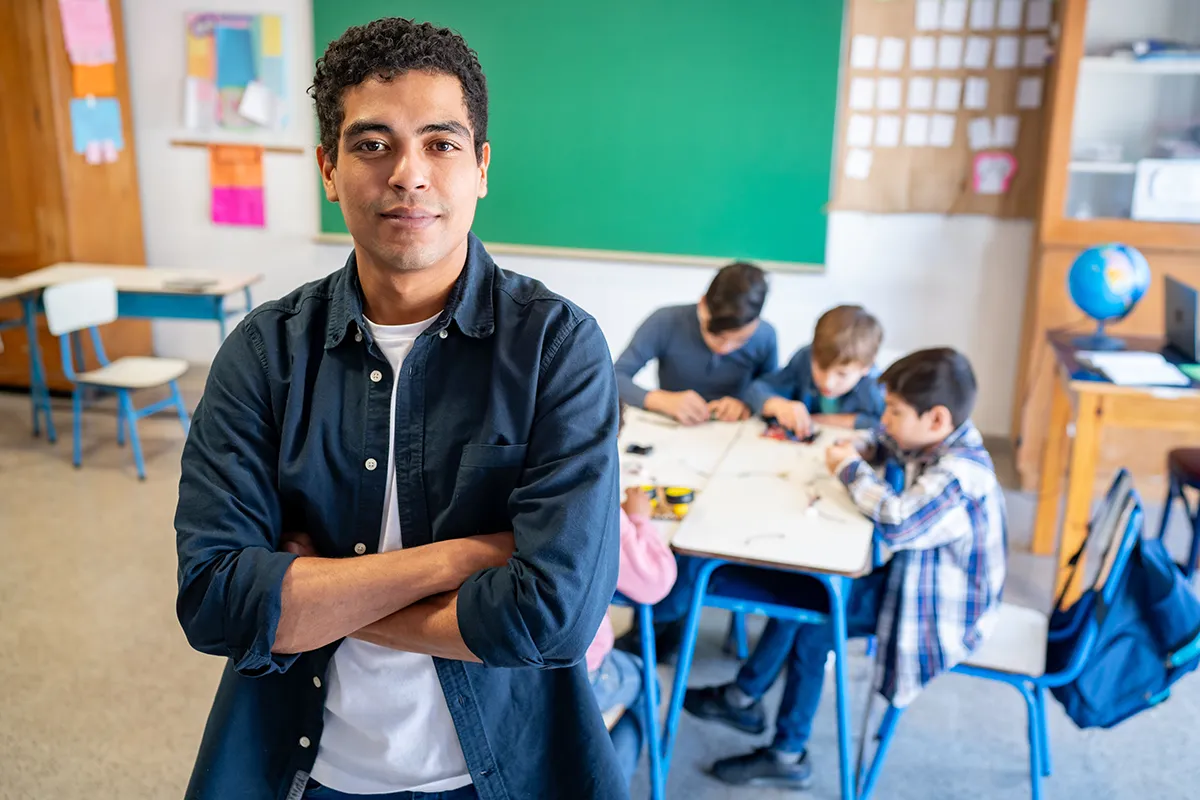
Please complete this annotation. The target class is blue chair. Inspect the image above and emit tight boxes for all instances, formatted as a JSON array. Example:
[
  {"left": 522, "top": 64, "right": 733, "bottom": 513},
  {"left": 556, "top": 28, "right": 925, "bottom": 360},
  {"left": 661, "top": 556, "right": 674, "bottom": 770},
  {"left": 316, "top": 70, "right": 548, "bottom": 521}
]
[
  {"left": 43, "top": 278, "right": 191, "bottom": 480},
  {"left": 611, "top": 594, "right": 664, "bottom": 800},
  {"left": 1156, "top": 448, "right": 1200, "bottom": 578},
  {"left": 857, "top": 470, "right": 1144, "bottom": 800}
]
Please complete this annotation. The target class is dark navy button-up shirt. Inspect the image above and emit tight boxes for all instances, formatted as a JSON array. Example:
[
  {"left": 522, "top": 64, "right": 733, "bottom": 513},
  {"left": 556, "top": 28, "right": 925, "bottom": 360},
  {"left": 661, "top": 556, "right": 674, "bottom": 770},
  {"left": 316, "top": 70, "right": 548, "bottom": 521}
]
[{"left": 175, "top": 234, "right": 625, "bottom": 800}]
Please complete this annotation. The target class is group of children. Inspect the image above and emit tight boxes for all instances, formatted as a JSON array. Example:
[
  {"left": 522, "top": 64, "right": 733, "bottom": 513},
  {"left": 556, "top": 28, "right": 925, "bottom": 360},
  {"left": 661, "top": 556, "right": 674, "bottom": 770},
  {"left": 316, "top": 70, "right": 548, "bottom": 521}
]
[{"left": 588, "top": 261, "right": 1009, "bottom": 790}]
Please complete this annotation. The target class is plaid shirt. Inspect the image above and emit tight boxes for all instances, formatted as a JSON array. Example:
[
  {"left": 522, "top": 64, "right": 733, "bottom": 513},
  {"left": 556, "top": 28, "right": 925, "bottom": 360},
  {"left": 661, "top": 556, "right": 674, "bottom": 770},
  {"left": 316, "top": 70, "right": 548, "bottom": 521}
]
[{"left": 836, "top": 421, "right": 1007, "bottom": 707}]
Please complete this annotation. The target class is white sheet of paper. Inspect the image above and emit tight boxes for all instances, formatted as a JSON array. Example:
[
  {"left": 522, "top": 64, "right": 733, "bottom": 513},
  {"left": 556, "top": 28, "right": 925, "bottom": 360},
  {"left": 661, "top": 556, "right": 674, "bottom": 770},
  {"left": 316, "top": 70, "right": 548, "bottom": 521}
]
[
  {"left": 1078, "top": 351, "right": 1191, "bottom": 387},
  {"left": 875, "top": 115, "right": 902, "bottom": 147},
  {"left": 844, "top": 148, "right": 873, "bottom": 180},
  {"left": 851, "top": 35, "right": 879, "bottom": 69},
  {"left": 85, "top": 140, "right": 103, "bottom": 165},
  {"left": 930, "top": 114, "right": 957, "bottom": 147},
  {"left": 997, "top": 0, "right": 1023, "bottom": 29},
  {"left": 908, "top": 77, "right": 935, "bottom": 110},
  {"left": 941, "top": 0, "right": 968, "bottom": 30},
  {"left": 939, "top": 36, "right": 964, "bottom": 69},
  {"left": 935, "top": 77, "right": 963, "bottom": 111},
  {"left": 994, "top": 35, "right": 1020, "bottom": 68},
  {"left": 964, "top": 76, "right": 989, "bottom": 109},
  {"left": 1026, "top": 0, "right": 1051, "bottom": 29},
  {"left": 877, "top": 78, "right": 903, "bottom": 110},
  {"left": 916, "top": 0, "right": 941, "bottom": 31},
  {"left": 847, "top": 114, "right": 875, "bottom": 147},
  {"left": 1024, "top": 35, "right": 1048, "bottom": 67},
  {"left": 879, "top": 37, "right": 906, "bottom": 71},
  {"left": 904, "top": 113, "right": 931, "bottom": 147},
  {"left": 970, "top": 0, "right": 996, "bottom": 29},
  {"left": 237, "top": 79, "right": 275, "bottom": 127},
  {"left": 968, "top": 117, "right": 993, "bottom": 150},
  {"left": 911, "top": 36, "right": 937, "bottom": 70},
  {"left": 849, "top": 77, "right": 876, "bottom": 111},
  {"left": 1017, "top": 76, "right": 1043, "bottom": 108},
  {"left": 964, "top": 36, "right": 992, "bottom": 69},
  {"left": 994, "top": 114, "right": 1020, "bottom": 147}
]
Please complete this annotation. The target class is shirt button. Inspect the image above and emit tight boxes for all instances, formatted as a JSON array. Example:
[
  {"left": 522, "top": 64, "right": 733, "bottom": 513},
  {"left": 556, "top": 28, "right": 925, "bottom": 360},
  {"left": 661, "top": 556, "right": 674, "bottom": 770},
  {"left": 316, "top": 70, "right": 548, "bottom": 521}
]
[
  {"left": 369, "top": 370, "right": 383, "bottom": 383},
  {"left": 299, "top": 736, "right": 311, "bottom": 748},
  {"left": 438, "top": 329, "right": 448, "bottom": 339},
  {"left": 313, "top": 676, "right": 322, "bottom": 688},
  {"left": 365, "top": 458, "right": 378, "bottom": 471},
  {"left": 354, "top": 542, "right": 367, "bottom": 555},
  {"left": 354, "top": 331, "right": 363, "bottom": 343}
]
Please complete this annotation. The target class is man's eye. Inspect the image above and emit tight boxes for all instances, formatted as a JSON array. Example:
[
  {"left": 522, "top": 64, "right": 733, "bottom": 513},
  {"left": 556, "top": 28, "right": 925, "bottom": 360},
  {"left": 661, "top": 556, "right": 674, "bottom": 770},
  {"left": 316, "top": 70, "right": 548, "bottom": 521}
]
[
  {"left": 357, "top": 141, "right": 386, "bottom": 152},
  {"left": 431, "top": 141, "right": 458, "bottom": 152}
]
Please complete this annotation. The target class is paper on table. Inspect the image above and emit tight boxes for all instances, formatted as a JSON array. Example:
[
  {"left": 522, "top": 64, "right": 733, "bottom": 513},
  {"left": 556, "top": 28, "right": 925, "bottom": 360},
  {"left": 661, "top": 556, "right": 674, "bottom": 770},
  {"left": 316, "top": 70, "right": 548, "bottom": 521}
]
[
  {"left": 968, "top": 117, "right": 993, "bottom": 150},
  {"left": 1077, "top": 351, "right": 1191, "bottom": 387},
  {"left": 875, "top": 115, "right": 902, "bottom": 147},
  {"left": 965, "top": 36, "right": 992, "bottom": 69},
  {"left": 911, "top": 37, "right": 937, "bottom": 70},
  {"left": 1023, "top": 35, "right": 1048, "bottom": 68},
  {"left": 851, "top": 35, "right": 879, "bottom": 69},
  {"left": 916, "top": 0, "right": 941, "bottom": 31},
  {"left": 846, "top": 115, "right": 875, "bottom": 148},
  {"left": 1025, "top": 0, "right": 1051, "bottom": 29},
  {"left": 877, "top": 78, "right": 903, "bottom": 110},
  {"left": 908, "top": 77, "right": 935, "bottom": 110},
  {"left": 844, "top": 149, "right": 873, "bottom": 180},
  {"left": 1017, "top": 76, "right": 1043, "bottom": 108},
  {"left": 941, "top": 0, "right": 968, "bottom": 30},
  {"left": 237, "top": 80, "right": 275, "bottom": 127},
  {"left": 964, "top": 77, "right": 989, "bottom": 109},
  {"left": 930, "top": 114, "right": 957, "bottom": 147},
  {"left": 904, "top": 114, "right": 931, "bottom": 147},
  {"left": 935, "top": 78, "right": 963, "bottom": 111},
  {"left": 970, "top": 0, "right": 996, "bottom": 30},
  {"left": 997, "top": 0, "right": 1023, "bottom": 29},
  {"left": 849, "top": 78, "right": 875, "bottom": 111},
  {"left": 879, "top": 38, "right": 906, "bottom": 71},
  {"left": 994, "top": 114, "right": 1020, "bottom": 147},
  {"left": 939, "top": 36, "right": 964, "bottom": 69},
  {"left": 994, "top": 36, "right": 1020, "bottom": 68},
  {"left": 57, "top": 0, "right": 116, "bottom": 66}
]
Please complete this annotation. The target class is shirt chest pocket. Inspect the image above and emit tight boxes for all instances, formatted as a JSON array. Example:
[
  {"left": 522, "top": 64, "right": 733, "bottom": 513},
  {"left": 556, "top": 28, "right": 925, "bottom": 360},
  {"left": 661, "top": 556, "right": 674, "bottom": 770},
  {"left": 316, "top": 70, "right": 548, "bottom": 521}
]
[{"left": 449, "top": 443, "right": 529, "bottom": 534}]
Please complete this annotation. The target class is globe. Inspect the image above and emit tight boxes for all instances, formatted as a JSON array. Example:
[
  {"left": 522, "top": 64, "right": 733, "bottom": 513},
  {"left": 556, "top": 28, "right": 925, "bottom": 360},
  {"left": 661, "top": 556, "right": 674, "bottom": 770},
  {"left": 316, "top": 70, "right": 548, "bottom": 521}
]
[{"left": 1067, "top": 243, "right": 1151, "bottom": 349}]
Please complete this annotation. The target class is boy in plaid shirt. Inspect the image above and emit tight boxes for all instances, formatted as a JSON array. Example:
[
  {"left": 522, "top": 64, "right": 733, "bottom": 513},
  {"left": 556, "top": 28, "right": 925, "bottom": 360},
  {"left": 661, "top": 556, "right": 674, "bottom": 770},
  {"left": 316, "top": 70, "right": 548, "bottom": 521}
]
[{"left": 685, "top": 348, "right": 1007, "bottom": 789}]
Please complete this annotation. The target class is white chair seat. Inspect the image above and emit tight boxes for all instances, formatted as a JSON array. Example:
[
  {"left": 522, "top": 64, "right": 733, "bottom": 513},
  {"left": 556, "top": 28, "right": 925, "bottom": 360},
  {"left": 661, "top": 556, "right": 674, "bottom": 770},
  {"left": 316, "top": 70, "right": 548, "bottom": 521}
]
[
  {"left": 76, "top": 356, "right": 189, "bottom": 389},
  {"left": 963, "top": 602, "right": 1049, "bottom": 677}
]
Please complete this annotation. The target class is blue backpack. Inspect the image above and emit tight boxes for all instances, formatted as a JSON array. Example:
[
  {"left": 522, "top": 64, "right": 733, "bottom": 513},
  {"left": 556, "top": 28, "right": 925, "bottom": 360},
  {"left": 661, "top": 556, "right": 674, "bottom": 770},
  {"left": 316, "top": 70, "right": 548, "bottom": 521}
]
[{"left": 1045, "top": 473, "right": 1200, "bottom": 729}]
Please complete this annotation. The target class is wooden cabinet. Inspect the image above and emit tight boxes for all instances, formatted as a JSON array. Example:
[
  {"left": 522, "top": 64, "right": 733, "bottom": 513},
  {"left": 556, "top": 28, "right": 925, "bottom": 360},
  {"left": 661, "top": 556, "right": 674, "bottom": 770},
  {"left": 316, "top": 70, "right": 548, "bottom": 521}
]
[{"left": 0, "top": 0, "right": 149, "bottom": 392}]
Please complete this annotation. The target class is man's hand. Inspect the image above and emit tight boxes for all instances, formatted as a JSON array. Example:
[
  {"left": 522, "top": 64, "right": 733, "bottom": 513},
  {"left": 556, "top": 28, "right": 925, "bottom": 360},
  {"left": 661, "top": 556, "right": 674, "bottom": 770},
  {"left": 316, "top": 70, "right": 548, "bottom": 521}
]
[
  {"left": 708, "top": 396, "right": 750, "bottom": 422},
  {"left": 281, "top": 532, "right": 319, "bottom": 557},
  {"left": 763, "top": 397, "right": 812, "bottom": 437},
  {"left": 622, "top": 487, "right": 653, "bottom": 519},
  {"left": 646, "top": 389, "right": 709, "bottom": 426},
  {"left": 826, "top": 439, "right": 862, "bottom": 475}
]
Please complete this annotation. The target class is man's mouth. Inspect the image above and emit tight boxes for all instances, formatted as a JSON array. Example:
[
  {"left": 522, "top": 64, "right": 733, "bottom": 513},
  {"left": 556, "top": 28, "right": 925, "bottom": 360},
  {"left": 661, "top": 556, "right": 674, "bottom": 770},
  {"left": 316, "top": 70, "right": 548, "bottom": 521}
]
[{"left": 379, "top": 207, "right": 439, "bottom": 229}]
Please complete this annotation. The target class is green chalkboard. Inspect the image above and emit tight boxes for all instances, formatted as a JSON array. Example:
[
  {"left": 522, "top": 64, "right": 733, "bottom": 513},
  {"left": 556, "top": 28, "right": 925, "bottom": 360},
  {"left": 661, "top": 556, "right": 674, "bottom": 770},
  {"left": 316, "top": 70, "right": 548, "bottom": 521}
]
[{"left": 313, "top": 2, "right": 843, "bottom": 266}]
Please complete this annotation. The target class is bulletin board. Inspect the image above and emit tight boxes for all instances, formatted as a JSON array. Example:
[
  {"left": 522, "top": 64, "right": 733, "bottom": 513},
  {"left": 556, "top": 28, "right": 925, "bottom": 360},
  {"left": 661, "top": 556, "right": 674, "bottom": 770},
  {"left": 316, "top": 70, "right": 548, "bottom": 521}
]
[{"left": 832, "top": 0, "right": 1052, "bottom": 217}]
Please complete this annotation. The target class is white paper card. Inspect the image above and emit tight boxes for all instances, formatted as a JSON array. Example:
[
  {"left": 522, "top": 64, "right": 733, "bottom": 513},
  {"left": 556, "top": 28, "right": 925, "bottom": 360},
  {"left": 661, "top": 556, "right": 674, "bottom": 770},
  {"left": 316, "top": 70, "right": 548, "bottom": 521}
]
[
  {"left": 968, "top": 117, "right": 993, "bottom": 149},
  {"left": 851, "top": 35, "right": 879, "bottom": 69},
  {"left": 877, "top": 78, "right": 903, "bottom": 110},
  {"left": 916, "top": 0, "right": 942, "bottom": 31},
  {"left": 875, "top": 115, "right": 902, "bottom": 147},
  {"left": 935, "top": 77, "right": 963, "bottom": 110},
  {"left": 879, "top": 37, "right": 907, "bottom": 71},
  {"left": 1026, "top": 0, "right": 1051, "bottom": 29},
  {"left": 908, "top": 77, "right": 935, "bottom": 109},
  {"left": 844, "top": 148, "right": 873, "bottom": 180},
  {"left": 1024, "top": 35, "right": 1048, "bottom": 67},
  {"left": 237, "top": 80, "right": 275, "bottom": 127},
  {"left": 849, "top": 78, "right": 876, "bottom": 110},
  {"left": 941, "top": 0, "right": 968, "bottom": 30},
  {"left": 965, "top": 36, "right": 992, "bottom": 69},
  {"left": 85, "top": 140, "right": 103, "bottom": 165},
  {"left": 970, "top": 0, "right": 996, "bottom": 30},
  {"left": 904, "top": 113, "right": 931, "bottom": 147},
  {"left": 939, "top": 36, "right": 964, "bottom": 69},
  {"left": 847, "top": 114, "right": 875, "bottom": 147},
  {"left": 997, "top": 0, "right": 1023, "bottom": 29},
  {"left": 930, "top": 114, "right": 957, "bottom": 147},
  {"left": 911, "top": 36, "right": 937, "bottom": 70},
  {"left": 994, "top": 36, "right": 1020, "bottom": 68},
  {"left": 964, "top": 76, "right": 989, "bottom": 109},
  {"left": 994, "top": 114, "right": 1020, "bottom": 147},
  {"left": 1017, "top": 76, "right": 1043, "bottom": 108}
]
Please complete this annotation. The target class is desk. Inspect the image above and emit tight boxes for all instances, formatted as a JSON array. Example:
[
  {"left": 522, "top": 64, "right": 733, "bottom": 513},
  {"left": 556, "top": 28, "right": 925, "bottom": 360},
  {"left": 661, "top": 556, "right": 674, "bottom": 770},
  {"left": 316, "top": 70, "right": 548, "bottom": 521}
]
[{"left": 1032, "top": 331, "right": 1200, "bottom": 600}]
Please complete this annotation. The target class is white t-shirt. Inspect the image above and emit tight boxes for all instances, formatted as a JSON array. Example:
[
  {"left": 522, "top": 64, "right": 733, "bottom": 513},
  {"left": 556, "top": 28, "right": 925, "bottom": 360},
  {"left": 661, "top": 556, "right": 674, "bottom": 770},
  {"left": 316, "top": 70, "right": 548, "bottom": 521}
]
[{"left": 310, "top": 314, "right": 472, "bottom": 795}]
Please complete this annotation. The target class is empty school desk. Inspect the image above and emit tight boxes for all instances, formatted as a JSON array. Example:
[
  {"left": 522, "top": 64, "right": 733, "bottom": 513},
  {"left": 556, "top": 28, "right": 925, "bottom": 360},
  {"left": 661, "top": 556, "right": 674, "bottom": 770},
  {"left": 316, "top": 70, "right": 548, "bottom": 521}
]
[{"left": 1032, "top": 330, "right": 1200, "bottom": 601}]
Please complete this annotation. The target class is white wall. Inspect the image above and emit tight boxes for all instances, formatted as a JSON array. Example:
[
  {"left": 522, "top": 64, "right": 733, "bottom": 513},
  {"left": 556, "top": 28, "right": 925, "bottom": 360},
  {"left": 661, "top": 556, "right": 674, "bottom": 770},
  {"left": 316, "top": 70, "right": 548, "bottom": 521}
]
[{"left": 121, "top": 0, "right": 1032, "bottom": 436}]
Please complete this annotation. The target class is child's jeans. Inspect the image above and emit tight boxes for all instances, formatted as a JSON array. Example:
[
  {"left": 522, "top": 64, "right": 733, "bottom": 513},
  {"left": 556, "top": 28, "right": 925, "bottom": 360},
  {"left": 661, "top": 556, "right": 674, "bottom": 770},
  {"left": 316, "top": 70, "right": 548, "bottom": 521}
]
[{"left": 590, "top": 649, "right": 651, "bottom": 784}]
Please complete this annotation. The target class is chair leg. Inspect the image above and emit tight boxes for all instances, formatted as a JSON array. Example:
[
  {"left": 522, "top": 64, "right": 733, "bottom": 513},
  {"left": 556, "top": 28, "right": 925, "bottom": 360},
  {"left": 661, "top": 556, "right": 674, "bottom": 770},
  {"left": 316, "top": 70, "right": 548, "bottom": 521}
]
[
  {"left": 866, "top": 635, "right": 877, "bottom": 658},
  {"left": 72, "top": 388, "right": 83, "bottom": 469},
  {"left": 638, "top": 603, "right": 665, "bottom": 800},
  {"left": 1018, "top": 682, "right": 1044, "bottom": 800},
  {"left": 1157, "top": 475, "right": 1179, "bottom": 541},
  {"left": 858, "top": 704, "right": 903, "bottom": 800},
  {"left": 1033, "top": 685, "right": 1051, "bottom": 777},
  {"left": 1187, "top": 499, "right": 1200, "bottom": 580},
  {"left": 724, "top": 612, "right": 749, "bottom": 659},
  {"left": 116, "top": 401, "right": 125, "bottom": 447},
  {"left": 170, "top": 380, "right": 191, "bottom": 435},
  {"left": 119, "top": 391, "right": 147, "bottom": 481}
]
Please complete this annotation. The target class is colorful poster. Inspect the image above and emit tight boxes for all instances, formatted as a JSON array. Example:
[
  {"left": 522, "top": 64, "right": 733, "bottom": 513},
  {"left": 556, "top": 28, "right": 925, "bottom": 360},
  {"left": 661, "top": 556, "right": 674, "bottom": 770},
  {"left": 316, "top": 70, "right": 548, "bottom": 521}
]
[
  {"left": 69, "top": 97, "right": 123, "bottom": 156},
  {"left": 186, "top": 13, "right": 287, "bottom": 130},
  {"left": 57, "top": 0, "right": 116, "bottom": 66},
  {"left": 209, "top": 144, "right": 265, "bottom": 227}
]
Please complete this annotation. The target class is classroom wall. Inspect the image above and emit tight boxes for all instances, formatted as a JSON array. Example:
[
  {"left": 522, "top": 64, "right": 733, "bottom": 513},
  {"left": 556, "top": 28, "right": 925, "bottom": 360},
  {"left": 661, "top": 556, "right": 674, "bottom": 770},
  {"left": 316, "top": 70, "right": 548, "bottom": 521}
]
[{"left": 121, "top": 0, "right": 1033, "bottom": 436}]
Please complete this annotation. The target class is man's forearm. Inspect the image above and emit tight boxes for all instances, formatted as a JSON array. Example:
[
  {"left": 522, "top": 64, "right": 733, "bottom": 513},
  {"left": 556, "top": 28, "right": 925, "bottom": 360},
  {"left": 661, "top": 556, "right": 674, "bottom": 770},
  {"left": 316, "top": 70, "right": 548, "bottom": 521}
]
[{"left": 351, "top": 590, "right": 480, "bottom": 662}]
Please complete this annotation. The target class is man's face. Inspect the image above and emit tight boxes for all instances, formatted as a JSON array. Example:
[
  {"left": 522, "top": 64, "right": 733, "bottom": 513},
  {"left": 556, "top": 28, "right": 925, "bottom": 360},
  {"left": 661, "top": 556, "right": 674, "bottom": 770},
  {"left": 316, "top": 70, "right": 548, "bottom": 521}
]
[
  {"left": 318, "top": 71, "right": 489, "bottom": 273},
  {"left": 697, "top": 300, "right": 759, "bottom": 355},
  {"left": 811, "top": 360, "right": 869, "bottom": 399}
]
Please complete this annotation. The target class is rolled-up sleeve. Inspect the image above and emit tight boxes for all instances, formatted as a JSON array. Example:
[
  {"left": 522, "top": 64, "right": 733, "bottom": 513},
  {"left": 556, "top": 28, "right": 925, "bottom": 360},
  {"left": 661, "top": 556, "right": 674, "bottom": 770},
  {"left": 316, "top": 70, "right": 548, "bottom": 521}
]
[
  {"left": 745, "top": 348, "right": 801, "bottom": 415},
  {"left": 458, "top": 317, "right": 621, "bottom": 668},
  {"left": 175, "top": 322, "right": 298, "bottom": 677}
]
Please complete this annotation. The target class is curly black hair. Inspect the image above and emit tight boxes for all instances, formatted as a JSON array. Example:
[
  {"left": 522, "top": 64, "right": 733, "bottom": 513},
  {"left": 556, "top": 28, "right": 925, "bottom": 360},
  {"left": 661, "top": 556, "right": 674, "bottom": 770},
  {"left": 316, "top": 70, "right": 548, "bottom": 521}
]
[{"left": 310, "top": 17, "right": 489, "bottom": 164}]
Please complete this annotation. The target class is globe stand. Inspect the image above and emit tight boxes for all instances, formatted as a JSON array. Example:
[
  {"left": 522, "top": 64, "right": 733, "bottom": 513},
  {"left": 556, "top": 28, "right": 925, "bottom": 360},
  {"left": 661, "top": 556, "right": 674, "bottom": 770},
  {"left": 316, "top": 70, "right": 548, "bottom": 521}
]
[{"left": 1073, "top": 320, "right": 1125, "bottom": 351}]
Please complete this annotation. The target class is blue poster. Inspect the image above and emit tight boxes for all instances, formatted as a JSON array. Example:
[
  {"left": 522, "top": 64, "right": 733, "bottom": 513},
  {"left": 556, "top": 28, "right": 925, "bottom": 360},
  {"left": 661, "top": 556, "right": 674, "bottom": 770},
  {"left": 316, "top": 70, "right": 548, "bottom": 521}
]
[
  {"left": 69, "top": 98, "right": 124, "bottom": 153},
  {"left": 214, "top": 25, "right": 255, "bottom": 89}
]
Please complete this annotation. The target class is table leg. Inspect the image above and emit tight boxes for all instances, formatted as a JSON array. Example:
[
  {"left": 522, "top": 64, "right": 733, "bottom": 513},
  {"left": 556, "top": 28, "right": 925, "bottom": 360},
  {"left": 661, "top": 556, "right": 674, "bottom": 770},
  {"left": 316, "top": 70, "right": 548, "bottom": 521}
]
[
  {"left": 1032, "top": 376, "right": 1072, "bottom": 555},
  {"left": 821, "top": 574, "right": 855, "bottom": 800},
  {"left": 22, "top": 296, "right": 56, "bottom": 443},
  {"left": 1055, "top": 392, "right": 1102, "bottom": 604}
]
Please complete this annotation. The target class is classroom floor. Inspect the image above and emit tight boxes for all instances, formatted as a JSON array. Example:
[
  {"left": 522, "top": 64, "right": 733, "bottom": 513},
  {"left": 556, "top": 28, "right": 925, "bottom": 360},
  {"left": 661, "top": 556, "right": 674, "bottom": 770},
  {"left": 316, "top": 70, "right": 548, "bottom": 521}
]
[{"left": 2, "top": 374, "right": 1198, "bottom": 800}]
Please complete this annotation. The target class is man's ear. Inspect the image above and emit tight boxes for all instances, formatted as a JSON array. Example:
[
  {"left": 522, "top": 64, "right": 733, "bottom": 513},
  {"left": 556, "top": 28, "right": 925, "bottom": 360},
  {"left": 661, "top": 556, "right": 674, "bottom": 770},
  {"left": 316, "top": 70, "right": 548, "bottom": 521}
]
[
  {"left": 476, "top": 141, "right": 491, "bottom": 198},
  {"left": 317, "top": 145, "right": 339, "bottom": 203}
]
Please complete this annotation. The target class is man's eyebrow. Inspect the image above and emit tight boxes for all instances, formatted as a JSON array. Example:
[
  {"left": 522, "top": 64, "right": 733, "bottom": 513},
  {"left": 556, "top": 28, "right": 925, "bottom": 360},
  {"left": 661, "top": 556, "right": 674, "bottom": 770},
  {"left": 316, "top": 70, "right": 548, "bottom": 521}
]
[
  {"left": 342, "top": 120, "right": 393, "bottom": 140},
  {"left": 418, "top": 121, "right": 472, "bottom": 139}
]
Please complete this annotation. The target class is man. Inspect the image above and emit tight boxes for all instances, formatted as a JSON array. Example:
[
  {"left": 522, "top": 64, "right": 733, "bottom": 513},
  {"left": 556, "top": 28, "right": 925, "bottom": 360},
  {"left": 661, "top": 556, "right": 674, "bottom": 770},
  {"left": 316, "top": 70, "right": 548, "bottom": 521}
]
[{"left": 175, "top": 18, "right": 624, "bottom": 800}]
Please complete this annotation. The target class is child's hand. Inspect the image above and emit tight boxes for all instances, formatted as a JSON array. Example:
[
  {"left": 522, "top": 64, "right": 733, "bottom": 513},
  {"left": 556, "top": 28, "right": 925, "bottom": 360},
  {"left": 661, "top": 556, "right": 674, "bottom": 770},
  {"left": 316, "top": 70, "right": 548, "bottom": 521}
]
[
  {"left": 622, "top": 487, "right": 653, "bottom": 518},
  {"left": 708, "top": 396, "right": 750, "bottom": 422},
  {"left": 825, "top": 440, "right": 861, "bottom": 474},
  {"left": 763, "top": 397, "right": 811, "bottom": 437}
]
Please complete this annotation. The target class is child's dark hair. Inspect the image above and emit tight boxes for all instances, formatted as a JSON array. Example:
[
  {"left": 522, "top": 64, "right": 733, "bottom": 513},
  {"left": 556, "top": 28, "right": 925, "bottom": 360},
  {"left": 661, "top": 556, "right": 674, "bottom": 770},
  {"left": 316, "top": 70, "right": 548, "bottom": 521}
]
[
  {"left": 812, "top": 305, "right": 883, "bottom": 369},
  {"left": 704, "top": 262, "right": 768, "bottom": 334},
  {"left": 880, "top": 348, "right": 977, "bottom": 429}
]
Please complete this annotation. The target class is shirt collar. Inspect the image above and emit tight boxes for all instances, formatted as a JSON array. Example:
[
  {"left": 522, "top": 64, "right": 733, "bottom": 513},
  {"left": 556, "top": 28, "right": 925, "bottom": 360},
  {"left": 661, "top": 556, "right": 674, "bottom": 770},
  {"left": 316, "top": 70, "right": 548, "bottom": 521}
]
[
  {"left": 888, "top": 420, "right": 980, "bottom": 467},
  {"left": 325, "top": 232, "right": 497, "bottom": 350}
]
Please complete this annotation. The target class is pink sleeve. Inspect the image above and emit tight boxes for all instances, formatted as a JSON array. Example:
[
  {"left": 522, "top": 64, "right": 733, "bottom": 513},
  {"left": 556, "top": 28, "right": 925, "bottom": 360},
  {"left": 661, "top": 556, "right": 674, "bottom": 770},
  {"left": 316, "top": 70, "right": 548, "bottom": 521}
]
[{"left": 615, "top": 509, "right": 678, "bottom": 605}]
